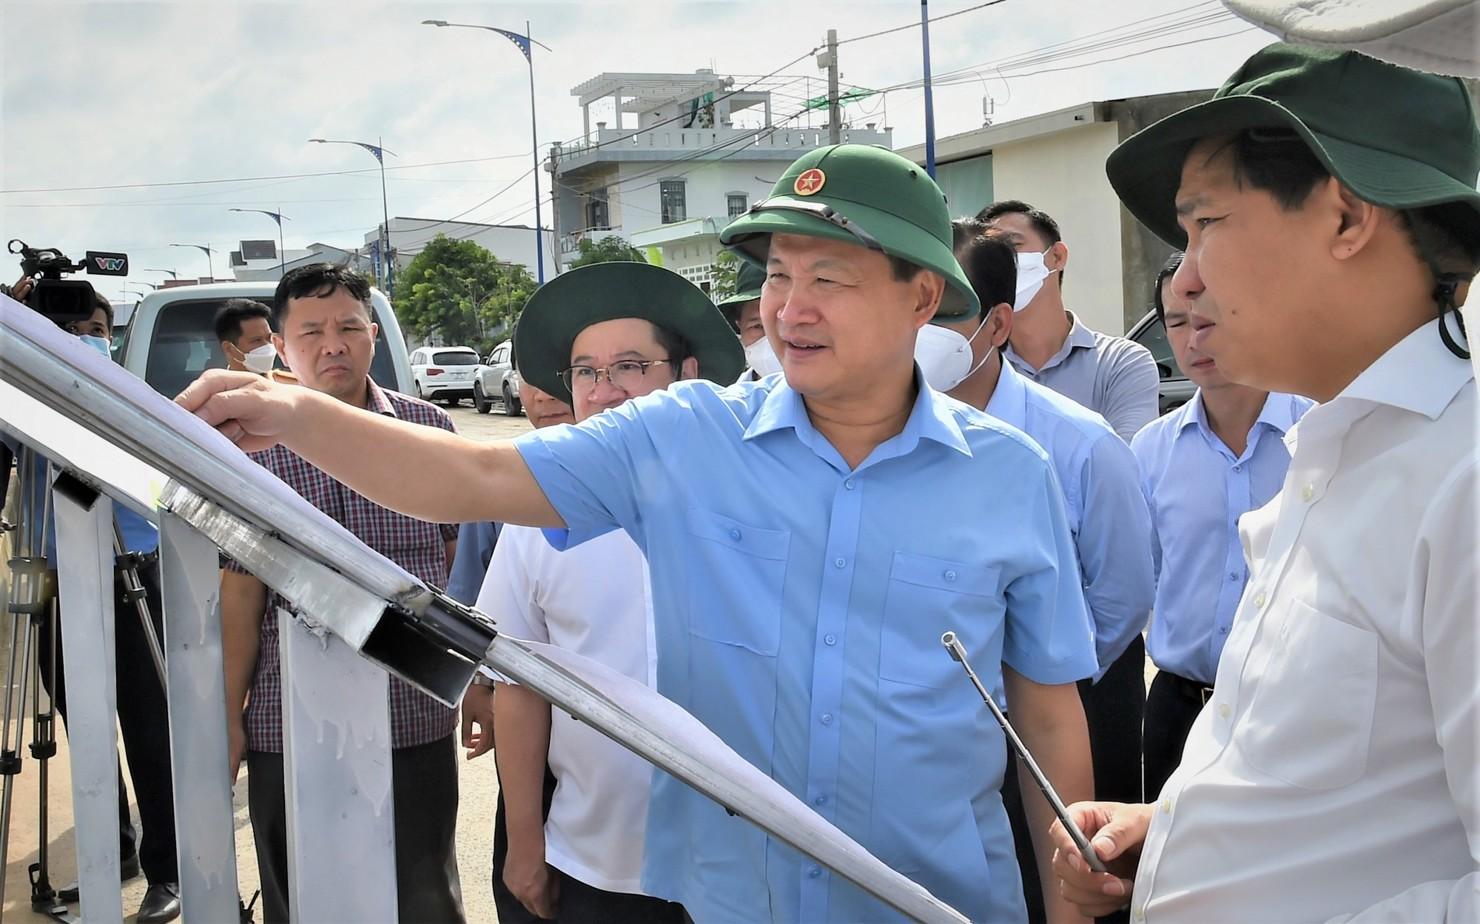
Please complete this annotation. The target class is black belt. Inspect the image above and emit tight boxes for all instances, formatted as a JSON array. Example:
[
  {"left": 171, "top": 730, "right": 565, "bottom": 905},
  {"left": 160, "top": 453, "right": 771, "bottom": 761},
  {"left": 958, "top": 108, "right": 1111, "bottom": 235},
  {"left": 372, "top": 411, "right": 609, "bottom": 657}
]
[{"left": 1161, "top": 670, "right": 1215, "bottom": 705}]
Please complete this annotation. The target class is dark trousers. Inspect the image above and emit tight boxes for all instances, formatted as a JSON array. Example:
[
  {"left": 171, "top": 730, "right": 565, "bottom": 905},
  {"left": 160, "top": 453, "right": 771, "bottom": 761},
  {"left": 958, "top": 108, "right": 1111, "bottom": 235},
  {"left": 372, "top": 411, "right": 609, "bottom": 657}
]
[
  {"left": 246, "top": 734, "right": 465, "bottom": 923},
  {"left": 553, "top": 870, "right": 686, "bottom": 924},
  {"left": 1004, "top": 636, "right": 1146, "bottom": 923},
  {"left": 38, "top": 557, "right": 178, "bottom": 885},
  {"left": 1143, "top": 670, "right": 1211, "bottom": 800},
  {"left": 491, "top": 764, "right": 559, "bottom": 924}
]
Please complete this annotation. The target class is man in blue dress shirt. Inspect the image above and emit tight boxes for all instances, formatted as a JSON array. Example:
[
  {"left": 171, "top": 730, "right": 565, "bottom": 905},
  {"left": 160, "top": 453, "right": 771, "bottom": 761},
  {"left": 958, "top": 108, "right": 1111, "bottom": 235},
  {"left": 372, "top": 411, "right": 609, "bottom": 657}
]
[
  {"left": 178, "top": 144, "right": 1099, "bottom": 923},
  {"left": 1130, "top": 252, "right": 1312, "bottom": 799},
  {"left": 930, "top": 222, "right": 1155, "bottom": 922}
]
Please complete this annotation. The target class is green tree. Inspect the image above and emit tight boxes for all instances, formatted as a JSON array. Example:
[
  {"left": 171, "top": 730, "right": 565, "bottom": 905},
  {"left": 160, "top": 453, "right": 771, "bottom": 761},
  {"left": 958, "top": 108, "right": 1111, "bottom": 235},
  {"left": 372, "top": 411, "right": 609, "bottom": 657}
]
[
  {"left": 709, "top": 250, "right": 740, "bottom": 301},
  {"left": 568, "top": 234, "right": 646, "bottom": 268},
  {"left": 395, "top": 234, "right": 537, "bottom": 354}
]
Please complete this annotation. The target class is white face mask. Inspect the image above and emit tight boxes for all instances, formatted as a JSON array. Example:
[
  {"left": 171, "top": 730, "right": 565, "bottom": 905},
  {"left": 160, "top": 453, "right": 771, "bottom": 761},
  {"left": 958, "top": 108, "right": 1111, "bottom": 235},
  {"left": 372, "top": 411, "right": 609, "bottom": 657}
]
[
  {"left": 241, "top": 343, "right": 278, "bottom": 375},
  {"left": 744, "top": 336, "right": 783, "bottom": 378},
  {"left": 915, "top": 319, "right": 991, "bottom": 392},
  {"left": 1014, "top": 250, "right": 1060, "bottom": 312}
]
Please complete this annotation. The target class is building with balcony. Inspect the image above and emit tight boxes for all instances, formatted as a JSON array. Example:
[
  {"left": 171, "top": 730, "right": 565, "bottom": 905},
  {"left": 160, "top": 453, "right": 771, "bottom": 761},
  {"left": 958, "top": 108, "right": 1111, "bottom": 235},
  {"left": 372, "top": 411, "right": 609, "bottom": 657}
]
[{"left": 549, "top": 69, "right": 891, "bottom": 290}]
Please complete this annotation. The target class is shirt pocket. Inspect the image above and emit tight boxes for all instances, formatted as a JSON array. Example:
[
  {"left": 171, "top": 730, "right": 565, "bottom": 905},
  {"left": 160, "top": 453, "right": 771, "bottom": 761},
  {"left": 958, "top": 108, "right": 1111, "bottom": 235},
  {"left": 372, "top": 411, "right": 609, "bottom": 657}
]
[
  {"left": 1235, "top": 599, "right": 1379, "bottom": 790},
  {"left": 879, "top": 552, "right": 1002, "bottom": 689},
  {"left": 683, "top": 506, "right": 790, "bottom": 656}
]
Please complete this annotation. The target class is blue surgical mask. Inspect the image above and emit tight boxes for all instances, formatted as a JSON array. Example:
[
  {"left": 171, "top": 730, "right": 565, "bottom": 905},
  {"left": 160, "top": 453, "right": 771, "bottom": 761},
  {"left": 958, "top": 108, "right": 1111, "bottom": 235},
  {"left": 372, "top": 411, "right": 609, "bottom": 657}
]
[{"left": 78, "top": 334, "right": 111, "bottom": 358}]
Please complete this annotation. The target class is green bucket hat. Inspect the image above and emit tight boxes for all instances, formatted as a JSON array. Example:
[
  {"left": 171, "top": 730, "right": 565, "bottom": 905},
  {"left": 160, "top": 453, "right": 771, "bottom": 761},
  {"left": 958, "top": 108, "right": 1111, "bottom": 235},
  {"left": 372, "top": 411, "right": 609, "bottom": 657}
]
[
  {"left": 714, "top": 260, "right": 766, "bottom": 325},
  {"left": 512, "top": 262, "right": 745, "bottom": 403},
  {"left": 719, "top": 144, "right": 981, "bottom": 319},
  {"left": 1108, "top": 42, "right": 1480, "bottom": 249}
]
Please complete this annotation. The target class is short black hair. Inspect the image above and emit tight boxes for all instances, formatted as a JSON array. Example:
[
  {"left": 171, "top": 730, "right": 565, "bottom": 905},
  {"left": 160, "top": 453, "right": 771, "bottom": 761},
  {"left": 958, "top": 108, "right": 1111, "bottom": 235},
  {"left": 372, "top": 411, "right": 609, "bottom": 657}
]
[
  {"left": 273, "top": 263, "right": 372, "bottom": 328},
  {"left": 1221, "top": 127, "right": 1480, "bottom": 279},
  {"left": 649, "top": 319, "right": 695, "bottom": 375},
  {"left": 976, "top": 199, "right": 1063, "bottom": 248},
  {"left": 886, "top": 254, "right": 923, "bottom": 283},
  {"left": 92, "top": 289, "right": 113, "bottom": 328},
  {"left": 1152, "top": 251, "right": 1186, "bottom": 328},
  {"left": 951, "top": 218, "right": 1017, "bottom": 313},
  {"left": 214, "top": 298, "right": 272, "bottom": 343}
]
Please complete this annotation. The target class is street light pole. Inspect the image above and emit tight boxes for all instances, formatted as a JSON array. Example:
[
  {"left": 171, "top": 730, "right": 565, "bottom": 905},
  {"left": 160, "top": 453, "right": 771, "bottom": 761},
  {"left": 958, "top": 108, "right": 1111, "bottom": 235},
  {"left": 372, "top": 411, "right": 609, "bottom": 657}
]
[
  {"left": 308, "top": 137, "right": 396, "bottom": 294},
  {"left": 142, "top": 268, "right": 179, "bottom": 280},
  {"left": 920, "top": 0, "right": 938, "bottom": 179},
  {"left": 229, "top": 208, "right": 290, "bottom": 278},
  {"left": 168, "top": 243, "right": 216, "bottom": 282},
  {"left": 423, "top": 19, "right": 552, "bottom": 283}
]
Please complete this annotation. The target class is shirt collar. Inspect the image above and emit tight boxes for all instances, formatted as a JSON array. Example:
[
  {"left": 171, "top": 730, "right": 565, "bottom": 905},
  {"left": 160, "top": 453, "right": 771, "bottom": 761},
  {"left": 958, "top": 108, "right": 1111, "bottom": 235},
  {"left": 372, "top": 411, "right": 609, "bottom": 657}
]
[
  {"left": 1336, "top": 318, "right": 1473, "bottom": 420},
  {"left": 743, "top": 370, "right": 973, "bottom": 460},
  {"left": 984, "top": 359, "right": 1028, "bottom": 431},
  {"left": 364, "top": 379, "right": 396, "bottom": 417},
  {"left": 1005, "top": 310, "right": 1096, "bottom": 373},
  {"left": 1178, "top": 387, "right": 1301, "bottom": 439}
]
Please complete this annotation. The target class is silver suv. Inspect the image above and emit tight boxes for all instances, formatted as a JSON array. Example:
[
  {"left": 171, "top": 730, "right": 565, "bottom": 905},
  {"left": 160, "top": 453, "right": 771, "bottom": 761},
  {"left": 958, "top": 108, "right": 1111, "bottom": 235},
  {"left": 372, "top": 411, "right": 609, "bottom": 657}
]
[{"left": 472, "top": 340, "right": 522, "bottom": 416}]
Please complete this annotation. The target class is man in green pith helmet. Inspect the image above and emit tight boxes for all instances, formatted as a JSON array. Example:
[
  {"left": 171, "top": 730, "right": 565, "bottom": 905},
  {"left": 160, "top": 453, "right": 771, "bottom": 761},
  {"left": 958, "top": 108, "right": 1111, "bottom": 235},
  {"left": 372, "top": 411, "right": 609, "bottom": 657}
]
[
  {"left": 715, "top": 260, "right": 779, "bottom": 380},
  {"left": 1050, "top": 43, "right": 1480, "bottom": 923},
  {"left": 178, "top": 143, "right": 1098, "bottom": 923}
]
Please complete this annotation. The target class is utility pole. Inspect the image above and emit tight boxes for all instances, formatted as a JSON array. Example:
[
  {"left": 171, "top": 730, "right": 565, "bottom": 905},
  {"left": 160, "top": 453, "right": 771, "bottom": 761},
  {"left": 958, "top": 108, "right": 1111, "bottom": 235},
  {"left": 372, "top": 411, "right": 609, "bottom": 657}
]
[
  {"left": 920, "top": 0, "right": 938, "bottom": 178},
  {"left": 824, "top": 29, "right": 841, "bottom": 145}
]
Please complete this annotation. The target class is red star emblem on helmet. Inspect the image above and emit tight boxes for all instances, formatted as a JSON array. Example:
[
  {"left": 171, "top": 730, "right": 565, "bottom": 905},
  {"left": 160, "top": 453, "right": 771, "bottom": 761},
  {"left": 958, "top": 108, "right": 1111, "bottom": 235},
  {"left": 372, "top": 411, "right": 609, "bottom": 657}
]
[{"left": 793, "top": 168, "right": 826, "bottom": 196}]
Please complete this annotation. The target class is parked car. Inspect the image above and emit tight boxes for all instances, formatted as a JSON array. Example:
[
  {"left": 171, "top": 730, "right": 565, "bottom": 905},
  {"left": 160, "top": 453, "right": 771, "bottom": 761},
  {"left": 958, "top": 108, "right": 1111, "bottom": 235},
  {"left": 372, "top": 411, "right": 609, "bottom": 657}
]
[
  {"left": 473, "top": 340, "right": 522, "bottom": 417},
  {"left": 409, "top": 346, "right": 479, "bottom": 406},
  {"left": 120, "top": 282, "right": 413, "bottom": 400},
  {"left": 1126, "top": 308, "right": 1195, "bottom": 415}
]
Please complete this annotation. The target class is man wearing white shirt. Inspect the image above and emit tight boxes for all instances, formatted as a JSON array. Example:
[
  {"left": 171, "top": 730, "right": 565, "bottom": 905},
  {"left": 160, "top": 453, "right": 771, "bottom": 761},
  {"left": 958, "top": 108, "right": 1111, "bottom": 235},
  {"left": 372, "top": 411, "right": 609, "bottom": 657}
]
[
  {"left": 1050, "top": 43, "right": 1479, "bottom": 923},
  {"left": 478, "top": 261, "right": 741, "bottom": 923}
]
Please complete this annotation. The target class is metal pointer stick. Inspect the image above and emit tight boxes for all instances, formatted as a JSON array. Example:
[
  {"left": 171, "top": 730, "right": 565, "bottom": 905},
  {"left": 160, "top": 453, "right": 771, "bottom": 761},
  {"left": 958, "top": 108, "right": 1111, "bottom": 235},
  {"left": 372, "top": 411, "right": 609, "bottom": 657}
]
[{"left": 940, "top": 630, "right": 1109, "bottom": 874}]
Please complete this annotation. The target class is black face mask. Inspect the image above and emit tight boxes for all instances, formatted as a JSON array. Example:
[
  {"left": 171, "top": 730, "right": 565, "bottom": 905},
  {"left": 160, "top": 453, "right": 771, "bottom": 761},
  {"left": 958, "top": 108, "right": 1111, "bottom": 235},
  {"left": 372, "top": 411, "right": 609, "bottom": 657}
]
[{"left": 1434, "top": 273, "right": 1471, "bottom": 361}]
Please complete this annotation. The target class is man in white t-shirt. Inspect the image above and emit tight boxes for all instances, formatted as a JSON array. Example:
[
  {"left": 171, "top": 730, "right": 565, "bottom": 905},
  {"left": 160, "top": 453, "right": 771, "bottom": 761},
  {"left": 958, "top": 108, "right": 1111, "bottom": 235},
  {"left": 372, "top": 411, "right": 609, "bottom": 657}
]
[{"left": 476, "top": 262, "right": 743, "bottom": 922}]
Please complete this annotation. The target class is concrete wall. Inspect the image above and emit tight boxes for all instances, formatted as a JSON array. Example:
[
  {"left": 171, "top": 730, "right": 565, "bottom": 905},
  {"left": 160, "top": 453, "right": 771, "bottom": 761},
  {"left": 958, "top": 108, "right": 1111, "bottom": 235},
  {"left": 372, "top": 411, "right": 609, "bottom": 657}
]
[
  {"left": 990, "top": 120, "right": 1127, "bottom": 335},
  {"left": 1106, "top": 90, "right": 1215, "bottom": 329},
  {"left": 614, "top": 158, "right": 773, "bottom": 237}
]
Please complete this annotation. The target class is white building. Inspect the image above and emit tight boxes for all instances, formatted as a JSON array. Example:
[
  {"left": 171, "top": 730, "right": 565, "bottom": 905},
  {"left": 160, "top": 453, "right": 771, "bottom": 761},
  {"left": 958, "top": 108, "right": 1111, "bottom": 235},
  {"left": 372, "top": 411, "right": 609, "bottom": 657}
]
[
  {"left": 898, "top": 90, "right": 1210, "bottom": 335},
  {"left": 549, "top": 69, "right": 892, "bottom": 291}
]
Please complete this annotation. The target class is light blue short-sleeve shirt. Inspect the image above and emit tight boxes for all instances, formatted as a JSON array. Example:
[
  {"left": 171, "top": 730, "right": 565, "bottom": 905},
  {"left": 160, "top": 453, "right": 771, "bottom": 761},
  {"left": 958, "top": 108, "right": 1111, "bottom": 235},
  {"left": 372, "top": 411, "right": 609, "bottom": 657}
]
[
  {"left": 985, "top": 362, "right": 1155, "bottom": 680},
  {"left": 516, "top": 375, "right": 1097, "bottom": 923}
]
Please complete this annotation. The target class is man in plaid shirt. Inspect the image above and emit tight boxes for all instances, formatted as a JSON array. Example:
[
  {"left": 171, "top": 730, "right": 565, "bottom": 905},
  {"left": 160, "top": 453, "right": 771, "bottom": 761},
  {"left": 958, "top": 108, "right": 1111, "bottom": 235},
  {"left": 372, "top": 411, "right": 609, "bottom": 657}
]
[{"left": 220, "top": 264, "right": 466, "bottom": 923}]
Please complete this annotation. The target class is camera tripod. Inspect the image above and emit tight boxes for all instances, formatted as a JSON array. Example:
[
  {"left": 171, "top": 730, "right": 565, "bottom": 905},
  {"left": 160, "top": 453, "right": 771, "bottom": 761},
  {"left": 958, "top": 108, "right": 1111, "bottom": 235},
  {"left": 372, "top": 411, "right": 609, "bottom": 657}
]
[{"left": 0, "top": 447, "right": 170, "bottom": 921}]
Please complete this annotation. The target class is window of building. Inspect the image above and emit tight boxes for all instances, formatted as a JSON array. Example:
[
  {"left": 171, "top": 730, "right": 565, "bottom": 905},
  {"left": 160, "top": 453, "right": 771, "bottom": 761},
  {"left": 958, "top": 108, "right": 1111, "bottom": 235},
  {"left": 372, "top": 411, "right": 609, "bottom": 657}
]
[
  {"left": 587, "top": 187, "right": 610, "bottom": 231},
  {"left": 727, "top": 193, "right": 748, "bottom": 218},
  {"left": 660, "top": 180, "right": 687, "bottom": 224}
]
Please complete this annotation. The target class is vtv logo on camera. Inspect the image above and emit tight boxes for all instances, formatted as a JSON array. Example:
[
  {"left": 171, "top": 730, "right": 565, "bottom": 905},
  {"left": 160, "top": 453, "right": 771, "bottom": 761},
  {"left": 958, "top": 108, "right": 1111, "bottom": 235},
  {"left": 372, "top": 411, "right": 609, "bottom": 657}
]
[{"left": 85, "top": 250, "right": 129, "bottom": 276}]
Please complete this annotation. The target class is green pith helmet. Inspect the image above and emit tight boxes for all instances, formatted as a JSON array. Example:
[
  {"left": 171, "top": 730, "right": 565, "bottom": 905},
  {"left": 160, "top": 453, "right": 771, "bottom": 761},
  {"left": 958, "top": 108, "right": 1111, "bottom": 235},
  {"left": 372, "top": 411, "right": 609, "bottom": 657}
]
[
  {"left": 714, "top": 260, "right": 766, "bottom": 325},
  {"left": 512, "top": 262, "right": 745, "bottom": 404},
  {"left": 719, "top": 144, "right": 981, "bottom": 319},
  {"left": 1108, "top": 42, "right": 1480, "bottom": 249}
]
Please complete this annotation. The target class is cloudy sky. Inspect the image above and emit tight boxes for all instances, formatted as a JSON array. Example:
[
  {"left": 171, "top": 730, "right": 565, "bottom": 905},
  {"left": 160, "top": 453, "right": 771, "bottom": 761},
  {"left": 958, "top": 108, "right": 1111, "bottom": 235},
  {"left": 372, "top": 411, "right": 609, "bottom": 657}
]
[{"left": 0, "top": 0, "right": 1274, "bottom": 298}]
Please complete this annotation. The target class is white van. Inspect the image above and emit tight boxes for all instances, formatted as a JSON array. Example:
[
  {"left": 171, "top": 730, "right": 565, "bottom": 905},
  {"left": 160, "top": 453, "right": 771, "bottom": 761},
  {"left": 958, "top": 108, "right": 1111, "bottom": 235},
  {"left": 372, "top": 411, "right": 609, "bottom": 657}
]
[{"left": 119, "top": 282, "right": 413, "bottom": 399}]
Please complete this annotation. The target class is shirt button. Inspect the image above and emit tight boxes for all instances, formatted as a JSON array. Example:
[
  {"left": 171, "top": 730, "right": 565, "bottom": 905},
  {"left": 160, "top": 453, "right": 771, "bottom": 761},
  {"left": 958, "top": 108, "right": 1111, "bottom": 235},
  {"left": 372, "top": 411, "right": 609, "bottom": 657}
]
[
  {"left": 943, "top": 570, "right": 958, "bottom": 582},
  {"left": 1160, "top": 799, "right": 1172, "bottom": 814},
  {"left": 820, "top": 713, "right": 834, "bottom": 725},
  {"left": 844, "top": 479, "right": 855, "bottom": 490},
  {"left": 1218, "top": 703, "right": 1231, "bottom": 719},
  {"left": 1253, "top": 591, "right": 1267, "bottom": 609},
  {"left": 808, "top": 866, "right": 823, "bottom": 879},
  {"left": 729, "top": 528, "right": 742, "bottom": 541},
  {"left": 1301, "top": 483, "right": 1314, "bottom": 502},
  {"left": 1228, "top": 571, "right": 1240, "bottom": 581},
  {"left": 823, "top": 633, "right": 837, "bottom": 646},
  {"left": 834, "top": 557, "right": 846, "bottom": 569},
  {"left": 814, "top": 794, "right": 828, "bottom": 807},
  {"left": 1232, "top": 463, "right": 1242, "bottom": 472}
]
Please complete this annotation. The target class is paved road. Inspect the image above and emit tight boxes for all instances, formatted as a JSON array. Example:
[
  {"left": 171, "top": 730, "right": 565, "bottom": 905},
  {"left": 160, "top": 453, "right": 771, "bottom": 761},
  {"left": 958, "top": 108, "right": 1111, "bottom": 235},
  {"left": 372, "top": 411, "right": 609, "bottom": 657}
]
[{"left": 1, "top": 407, "right": 528, "bottom": 923}]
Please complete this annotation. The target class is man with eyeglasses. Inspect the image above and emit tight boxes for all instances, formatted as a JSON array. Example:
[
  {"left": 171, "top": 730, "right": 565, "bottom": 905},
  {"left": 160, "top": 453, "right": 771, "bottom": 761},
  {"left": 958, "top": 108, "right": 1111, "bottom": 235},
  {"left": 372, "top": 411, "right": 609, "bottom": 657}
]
[
  {"left": 178, "top": 144, "right": 1098, "bottom": 923},
  {"left": 480, "top": 262, "right": 740, "bottom": 923}
]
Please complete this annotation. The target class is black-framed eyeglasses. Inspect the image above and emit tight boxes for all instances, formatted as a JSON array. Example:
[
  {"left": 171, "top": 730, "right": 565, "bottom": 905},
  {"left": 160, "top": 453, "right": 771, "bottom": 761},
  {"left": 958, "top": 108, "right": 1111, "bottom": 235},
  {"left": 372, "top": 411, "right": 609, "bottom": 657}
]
[
  {"left": 559, "top": 358, "right": 674, "bottom": 394},
  {"left": 746, "top": 198, "right": 885, "bottom": 252}
]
